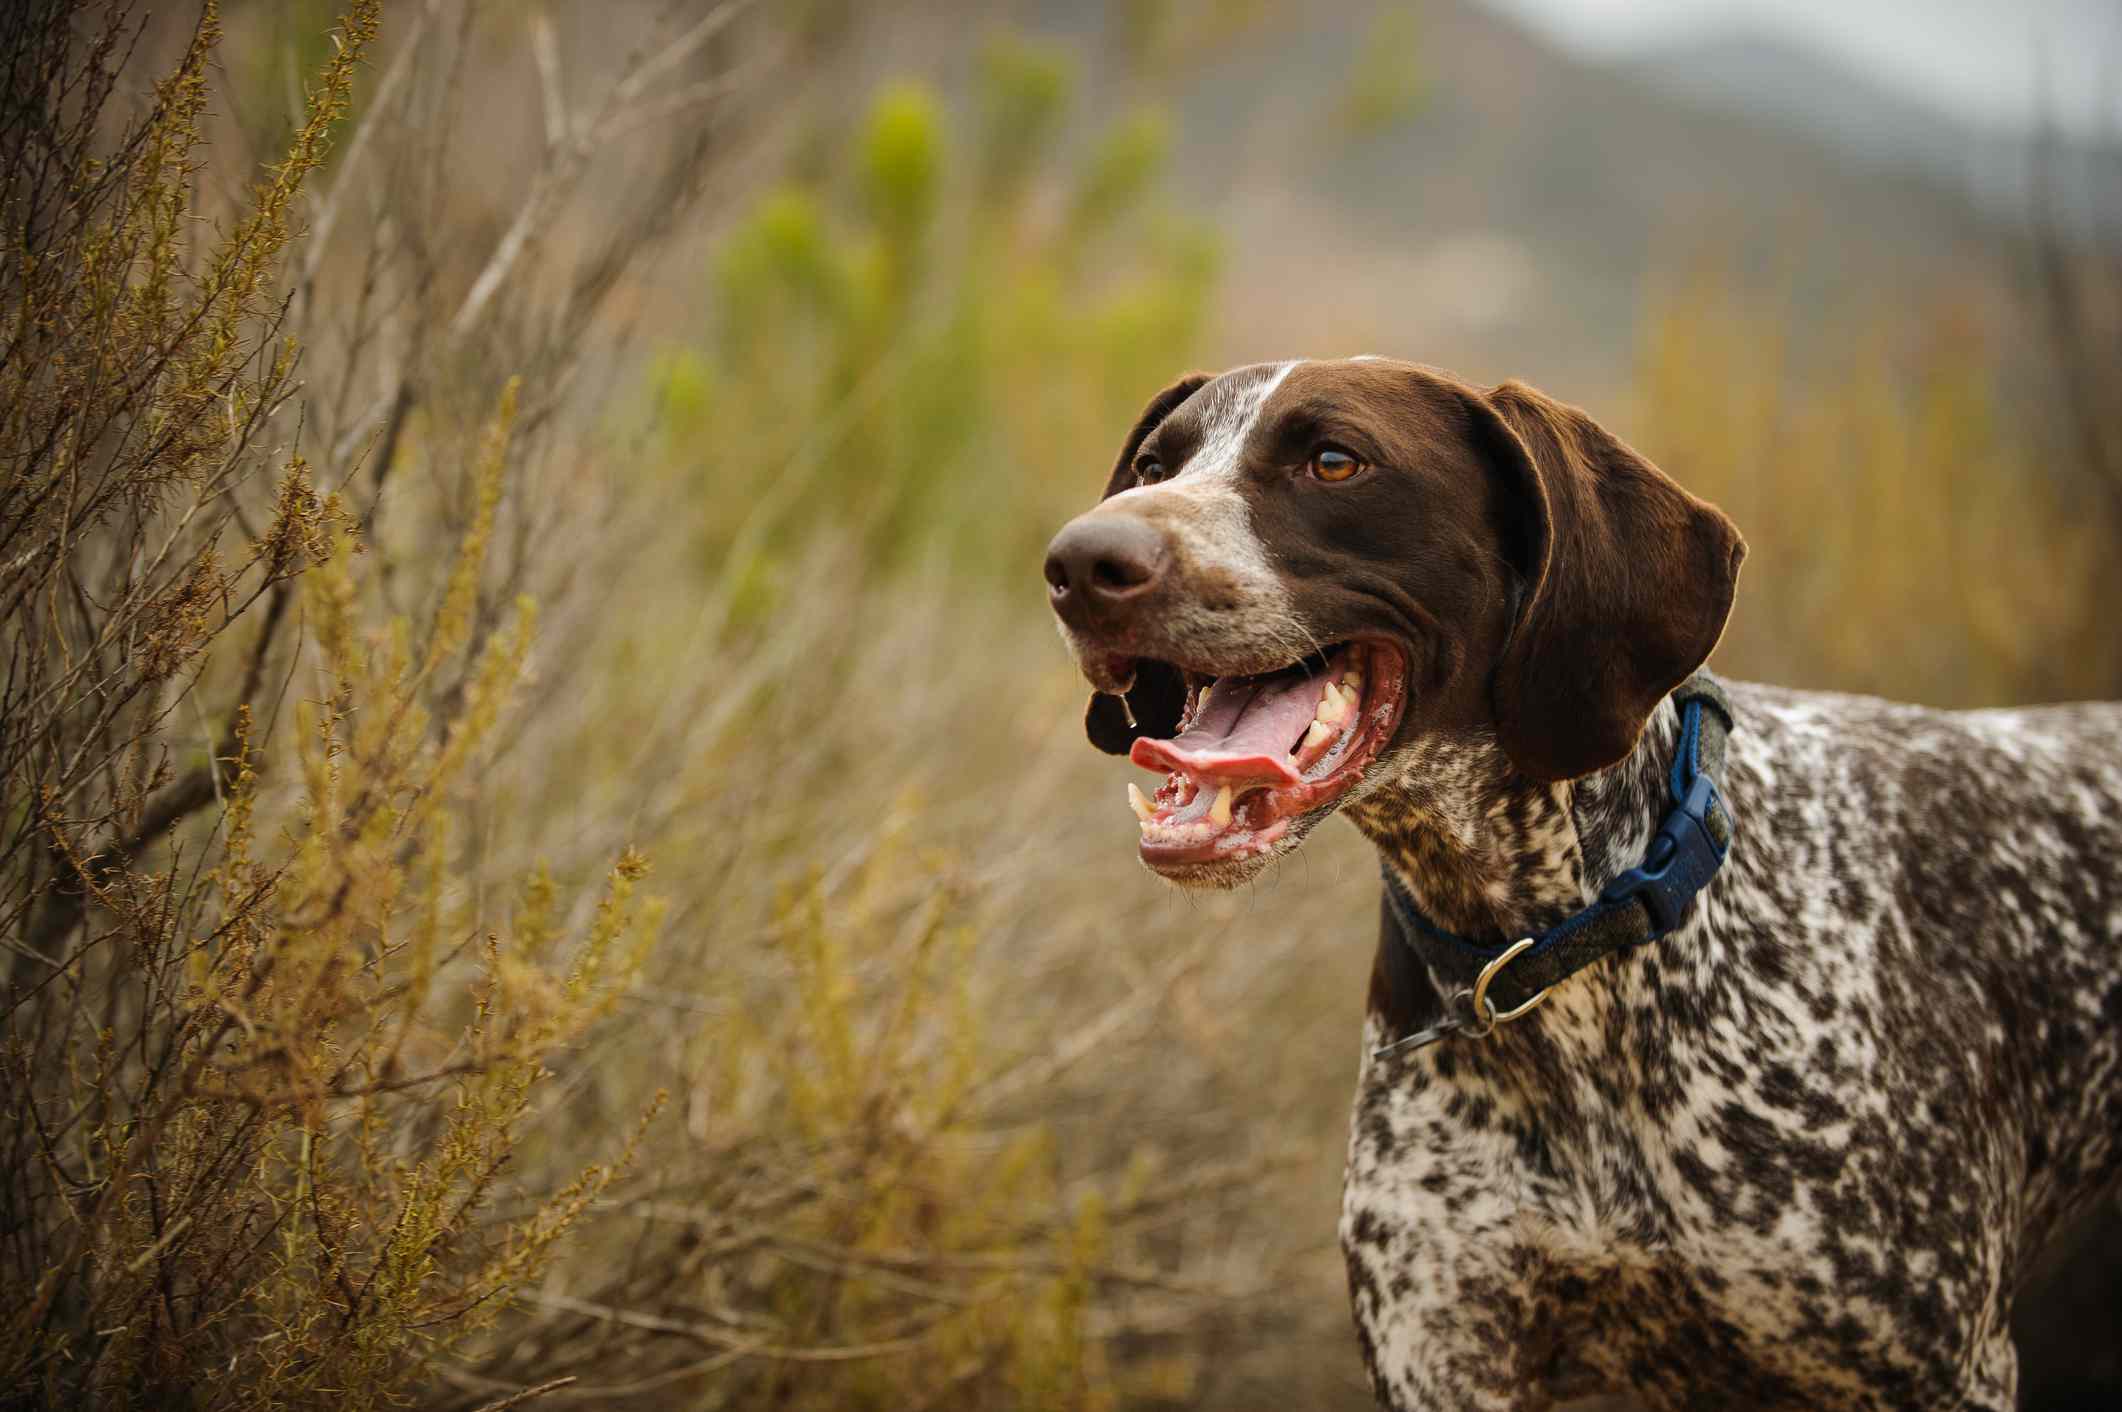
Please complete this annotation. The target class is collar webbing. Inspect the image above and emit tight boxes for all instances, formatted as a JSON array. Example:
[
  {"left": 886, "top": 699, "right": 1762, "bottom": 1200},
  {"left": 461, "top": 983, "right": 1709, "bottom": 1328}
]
[{"left": 1377, "top": 675, "right": 1736, "bottom": 1053}]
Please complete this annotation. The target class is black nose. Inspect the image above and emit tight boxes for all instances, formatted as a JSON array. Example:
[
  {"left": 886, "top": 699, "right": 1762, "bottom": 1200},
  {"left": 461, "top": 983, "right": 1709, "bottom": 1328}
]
[{"left": 1043, "top": 515, "right": 1167, "bottom": 628}]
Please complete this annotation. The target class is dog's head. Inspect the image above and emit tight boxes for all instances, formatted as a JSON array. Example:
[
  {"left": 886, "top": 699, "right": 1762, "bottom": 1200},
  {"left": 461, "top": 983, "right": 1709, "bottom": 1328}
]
[{"left": 1043, "top": 357, "right": 1745, "bottom": 888}]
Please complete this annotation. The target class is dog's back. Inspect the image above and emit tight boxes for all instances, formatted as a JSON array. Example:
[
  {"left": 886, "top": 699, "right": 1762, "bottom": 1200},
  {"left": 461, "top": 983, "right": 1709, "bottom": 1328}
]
[{"left": 1722, "top": 684, "right": 2122, "bottom": 1316}]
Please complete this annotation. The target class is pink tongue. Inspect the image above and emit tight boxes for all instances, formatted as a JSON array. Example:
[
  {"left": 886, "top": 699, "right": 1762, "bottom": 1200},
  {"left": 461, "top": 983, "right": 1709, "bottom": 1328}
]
[{"left": 1128, "top": 670, "right": 1324, "bottom": 787}]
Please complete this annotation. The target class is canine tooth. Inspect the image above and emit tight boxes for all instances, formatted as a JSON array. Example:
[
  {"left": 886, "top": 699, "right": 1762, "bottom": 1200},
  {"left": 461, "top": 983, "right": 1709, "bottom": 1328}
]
[
  {"left": 1209, "top": 784, "right": 1233, "bottom": 826},
  {"left": 1128, "top": 782, "right": 1153, "bottom": 821},
  {"left": 1303, "top": 719, "right": 1335, "bottom": 751}
]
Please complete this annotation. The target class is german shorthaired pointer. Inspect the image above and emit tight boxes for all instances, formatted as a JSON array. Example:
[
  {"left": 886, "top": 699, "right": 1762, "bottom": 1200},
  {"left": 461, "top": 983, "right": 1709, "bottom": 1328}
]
[{"left": 1041, "top": 358, "right": 2122, "bottom": 1410}]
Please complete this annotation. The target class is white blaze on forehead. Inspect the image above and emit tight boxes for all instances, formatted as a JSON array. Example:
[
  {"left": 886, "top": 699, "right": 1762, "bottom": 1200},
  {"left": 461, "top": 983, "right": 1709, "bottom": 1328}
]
[
  {"left": 1104, "top": 359, "right": 1297, "bottom": 553},
  {"left": 1105, "top": 359, "right": 1297, "bottom": 510},
  {"left": 1174, "top": 359, "right": 1300, "bottom": 487},
  {"left": 1096, "top": 361, "right": 1308, "bottom": 665}
]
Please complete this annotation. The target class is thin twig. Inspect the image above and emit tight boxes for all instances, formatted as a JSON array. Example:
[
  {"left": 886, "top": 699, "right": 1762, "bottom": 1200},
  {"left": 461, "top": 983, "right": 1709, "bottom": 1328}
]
[{"left": 467, "top": 1375, "right": 578, "bottom": 1412}]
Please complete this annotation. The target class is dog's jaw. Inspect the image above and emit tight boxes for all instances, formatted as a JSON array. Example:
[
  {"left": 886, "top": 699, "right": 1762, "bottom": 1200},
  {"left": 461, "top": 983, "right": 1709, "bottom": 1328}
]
[{"left": 1116, "top": 640, "right": 1412, "bottom": 888}]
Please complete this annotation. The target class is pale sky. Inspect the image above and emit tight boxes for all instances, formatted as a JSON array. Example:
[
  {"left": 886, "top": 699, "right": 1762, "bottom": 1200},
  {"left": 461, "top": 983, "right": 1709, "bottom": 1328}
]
[{"left": 1477, "top": 0, "right": 2122, "bottom": 141}]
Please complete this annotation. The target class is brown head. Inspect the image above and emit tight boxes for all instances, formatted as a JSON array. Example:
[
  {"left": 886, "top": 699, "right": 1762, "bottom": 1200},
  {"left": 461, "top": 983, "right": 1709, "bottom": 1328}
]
[{"left": 1042, "top": 357, "right": 1745, "bottom": 888}]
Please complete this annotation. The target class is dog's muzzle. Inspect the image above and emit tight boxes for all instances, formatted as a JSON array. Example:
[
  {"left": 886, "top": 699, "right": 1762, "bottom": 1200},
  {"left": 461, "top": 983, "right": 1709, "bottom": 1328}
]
[{"left": 1043, "top": 512, "right": 1167, "bottom": 635}]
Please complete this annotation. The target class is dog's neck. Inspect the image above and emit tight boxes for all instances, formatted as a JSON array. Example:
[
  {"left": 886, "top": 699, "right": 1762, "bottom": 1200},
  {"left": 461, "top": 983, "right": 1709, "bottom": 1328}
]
[{"left": 1345, "top": 698, "right": 1681, "bottom": 949}]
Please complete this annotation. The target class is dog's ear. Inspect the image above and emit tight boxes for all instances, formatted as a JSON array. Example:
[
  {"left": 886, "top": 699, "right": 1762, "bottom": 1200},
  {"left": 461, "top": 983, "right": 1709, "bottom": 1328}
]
[
  {"left": 1083, "top": 373, "right": 1212, "bottom": 754},
  {"left": 1098, "top": 372, "right": 1212, "bottom": 501},
  {"left": 1473, "top": 380, "right": 1745, "bottom": 782}
]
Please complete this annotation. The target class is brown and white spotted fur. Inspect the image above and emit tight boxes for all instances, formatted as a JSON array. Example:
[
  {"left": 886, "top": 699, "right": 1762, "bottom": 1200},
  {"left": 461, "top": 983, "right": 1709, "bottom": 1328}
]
[{"left": 1042, "top": 357, "right": 2122, "bottom": 1410}]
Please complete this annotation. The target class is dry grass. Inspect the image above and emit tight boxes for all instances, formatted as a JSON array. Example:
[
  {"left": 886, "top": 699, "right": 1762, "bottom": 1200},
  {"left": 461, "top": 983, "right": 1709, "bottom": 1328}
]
[
  {"left": 4, "top": 4, "right": 2113, "bottom": 1411},
  {"left": 1, "top": 4, "right": 1333, "bottom": 1407},
  {"left": 1632, "top": 261, "right": 2122, "bottom": 703}
]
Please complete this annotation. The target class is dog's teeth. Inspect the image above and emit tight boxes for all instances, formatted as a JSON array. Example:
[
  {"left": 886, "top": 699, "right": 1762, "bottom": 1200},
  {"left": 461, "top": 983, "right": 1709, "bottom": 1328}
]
[
  {"left": 1317, "top": 684, "right": 1347, "bottom": 726},
  {"left": 1128, "top": 782, "right": 1154, "bottom": 821},
  {"left": 1342, "top": 671, "right": 1362, "bottom": 692},
  {"left": 1303, "top": 719, "right": 1335, "bottom": 751},
  {"left": 1209, "top": 784, "right": 1233, "bottom": 826}
]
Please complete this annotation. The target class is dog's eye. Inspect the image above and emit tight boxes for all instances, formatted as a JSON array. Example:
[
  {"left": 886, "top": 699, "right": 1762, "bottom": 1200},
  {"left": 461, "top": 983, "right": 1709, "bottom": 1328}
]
[
  {"left": 1309, "top": 448, "right": 1365, "bottom": 483},
  {"left": 1136, "top": 458, "right": 1165, "bottom": 485}
]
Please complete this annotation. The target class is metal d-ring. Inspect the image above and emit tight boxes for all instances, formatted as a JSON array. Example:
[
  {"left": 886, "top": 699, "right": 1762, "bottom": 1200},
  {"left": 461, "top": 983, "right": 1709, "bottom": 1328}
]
[
  {"left": 1460, "top": 937, "right": 1553, "bottom": 1036},
  {"left": 1370, "top": 937, "right": 1556, "bottom": 1060}
]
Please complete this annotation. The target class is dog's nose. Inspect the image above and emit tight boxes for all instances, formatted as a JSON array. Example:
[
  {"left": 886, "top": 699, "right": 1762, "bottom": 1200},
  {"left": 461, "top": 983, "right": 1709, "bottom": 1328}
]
[{"left": 1044, "top": 515, "right": 1166, "bottom": 627}]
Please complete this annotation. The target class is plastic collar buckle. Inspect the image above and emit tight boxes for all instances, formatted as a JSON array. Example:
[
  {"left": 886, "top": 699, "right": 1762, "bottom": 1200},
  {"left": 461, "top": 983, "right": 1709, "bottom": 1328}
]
[{"left": 1597, "top": 772, "right": 1725, "bottom": 937}]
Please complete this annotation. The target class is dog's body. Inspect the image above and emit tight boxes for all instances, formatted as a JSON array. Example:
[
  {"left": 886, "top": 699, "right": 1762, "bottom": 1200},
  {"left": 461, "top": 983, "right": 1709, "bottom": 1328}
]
[
  {"left": 1042, "top": 357, "right": 2122, "bottom": 1409},
  {"left": 1344, "top": 681, "right": 2122, "bottom": 1410}
]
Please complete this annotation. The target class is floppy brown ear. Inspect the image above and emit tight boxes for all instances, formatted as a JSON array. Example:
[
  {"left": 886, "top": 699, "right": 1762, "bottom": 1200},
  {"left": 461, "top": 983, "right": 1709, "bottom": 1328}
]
[
  {"left": 1083, "top": 373, "right": 1212, "bottom": 754},
  {"left": 1475, "top": 380, "right": 1745, "bottom": 782}
]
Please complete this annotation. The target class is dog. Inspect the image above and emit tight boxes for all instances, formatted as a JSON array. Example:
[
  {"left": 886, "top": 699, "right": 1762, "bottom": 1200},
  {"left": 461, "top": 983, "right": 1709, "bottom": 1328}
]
[{"left": 1042, "top": 357, "right": 2122, "bottom": 1410}]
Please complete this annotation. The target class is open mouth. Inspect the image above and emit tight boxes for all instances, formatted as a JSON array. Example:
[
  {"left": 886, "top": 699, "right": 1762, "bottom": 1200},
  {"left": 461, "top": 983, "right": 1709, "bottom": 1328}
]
[{"left": 1123, "top": 640, "right": 1408, "bottom": 869}]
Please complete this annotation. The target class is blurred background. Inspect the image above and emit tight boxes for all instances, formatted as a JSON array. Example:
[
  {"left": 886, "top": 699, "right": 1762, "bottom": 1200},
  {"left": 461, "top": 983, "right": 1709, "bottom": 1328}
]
[{"left": 5, "top": 0, "right": 2120, "bottom": 1408}]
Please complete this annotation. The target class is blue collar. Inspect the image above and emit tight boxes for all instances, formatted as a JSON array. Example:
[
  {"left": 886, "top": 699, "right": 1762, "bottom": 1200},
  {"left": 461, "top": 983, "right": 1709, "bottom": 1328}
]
[{"left": 1376, "top": 676, "right": 1737, "bottom": 1057}]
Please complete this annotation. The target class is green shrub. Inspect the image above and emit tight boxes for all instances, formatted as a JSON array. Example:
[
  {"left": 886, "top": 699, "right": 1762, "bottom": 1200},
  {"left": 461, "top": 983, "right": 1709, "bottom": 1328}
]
[{"left": 650, "top": 44, "right": 1218, "bottom": 592}]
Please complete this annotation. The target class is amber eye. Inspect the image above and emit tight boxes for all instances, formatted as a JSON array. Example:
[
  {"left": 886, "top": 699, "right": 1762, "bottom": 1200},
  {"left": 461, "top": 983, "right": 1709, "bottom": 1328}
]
[{"left": 1309, "top": 447, "right": 1365, "bottom": 482}]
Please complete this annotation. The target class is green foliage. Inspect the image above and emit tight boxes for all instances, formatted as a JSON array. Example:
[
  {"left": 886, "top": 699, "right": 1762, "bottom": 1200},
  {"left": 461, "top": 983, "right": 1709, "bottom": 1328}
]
[
  {"left": 229, "top": 0, "right": 353, "bottom": 163},
  {"left": 862, "top": 85, "right": 944, "bottom": 250},
  {"left": 1069, "top": 111, "right": 1173, "bottom": 246},
  {"left": 977, "top": 39, "right": 1073, "bottom": 204},
  {"left": 1338, "top": 4, "right": 1428, "bottom": 137},
  {"left": 651, "top": 48, "right": 1217, "bottom": 599}
]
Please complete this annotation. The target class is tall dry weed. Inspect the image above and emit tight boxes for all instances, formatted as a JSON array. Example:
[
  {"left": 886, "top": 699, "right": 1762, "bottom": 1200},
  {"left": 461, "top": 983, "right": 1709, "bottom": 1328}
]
[
  {"left": 1632, "top": 265, "right": 2121, "bottom": 704},
  {"left": 4, "top": 6, "right": 1301, "bottom": 1410},
  {"left": 1, "top": 3, "right": 710, "bottom": 1407}
]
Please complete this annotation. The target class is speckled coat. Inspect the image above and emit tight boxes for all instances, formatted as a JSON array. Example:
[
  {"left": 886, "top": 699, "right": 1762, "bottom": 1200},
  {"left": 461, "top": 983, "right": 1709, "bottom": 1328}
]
[
  {"left": 1342, "top": 682, "right": 2122, "bottom": 1411},
  {"left": 1043, "top": 357, "right": 2122, "bottom": 1410}
]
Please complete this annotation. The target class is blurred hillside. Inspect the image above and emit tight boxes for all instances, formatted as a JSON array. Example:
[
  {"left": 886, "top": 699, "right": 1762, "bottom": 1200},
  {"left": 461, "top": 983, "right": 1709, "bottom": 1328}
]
[
  {"left": 1053, "top": 0, "right": 2045, "bottom": 395},
  {"left": 1627, "top": 28, "right": 2122, "bottom": 235}
]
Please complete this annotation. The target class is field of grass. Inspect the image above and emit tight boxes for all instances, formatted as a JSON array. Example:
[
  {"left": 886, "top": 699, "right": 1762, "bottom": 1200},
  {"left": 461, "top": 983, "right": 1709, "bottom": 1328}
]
[{"left": 3, "top": 4, "right": 2115, "bottom": 1409}]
